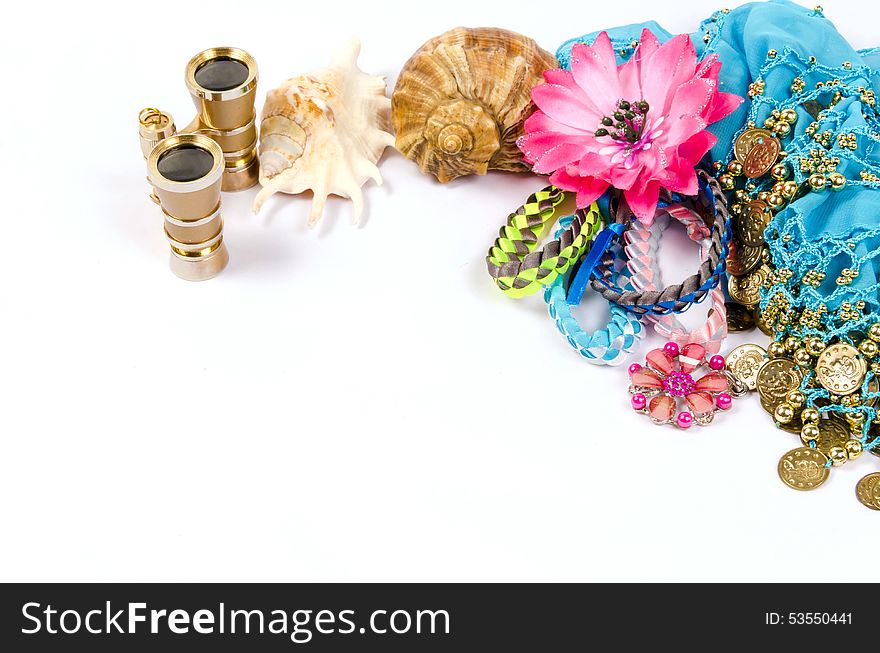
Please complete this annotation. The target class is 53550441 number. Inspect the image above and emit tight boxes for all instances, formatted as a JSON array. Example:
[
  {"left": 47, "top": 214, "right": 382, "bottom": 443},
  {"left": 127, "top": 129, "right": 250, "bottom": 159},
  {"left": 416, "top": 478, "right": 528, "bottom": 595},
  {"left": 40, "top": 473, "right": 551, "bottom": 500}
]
[{"left": 765, "top": 613, "right": 852, "bottom": 625}]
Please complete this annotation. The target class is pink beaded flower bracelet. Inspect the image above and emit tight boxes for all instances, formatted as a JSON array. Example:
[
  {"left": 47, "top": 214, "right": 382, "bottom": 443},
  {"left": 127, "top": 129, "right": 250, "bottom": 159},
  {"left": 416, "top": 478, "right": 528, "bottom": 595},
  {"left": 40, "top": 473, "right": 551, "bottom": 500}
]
[{"left": 628, "top": 342, "right": 735, "bottom": 429}]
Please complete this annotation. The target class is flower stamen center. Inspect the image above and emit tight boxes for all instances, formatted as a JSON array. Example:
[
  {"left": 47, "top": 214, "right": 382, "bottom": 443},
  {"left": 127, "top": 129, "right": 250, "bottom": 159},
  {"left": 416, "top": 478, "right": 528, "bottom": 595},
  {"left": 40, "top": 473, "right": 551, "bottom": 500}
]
[
  {"left": 662, "top": 371, "right": 696, "bottom": 397},
  {"left": 594, "top": 99, "right": 651, "bottom": 144}
]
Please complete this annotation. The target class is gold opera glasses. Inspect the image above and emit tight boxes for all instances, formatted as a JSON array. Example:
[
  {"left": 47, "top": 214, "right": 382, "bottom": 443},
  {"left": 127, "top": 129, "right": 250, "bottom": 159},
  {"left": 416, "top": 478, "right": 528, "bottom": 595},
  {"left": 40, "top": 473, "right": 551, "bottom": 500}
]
[{"left": 138, "top": 47, "right": 259, "bottom": 280}]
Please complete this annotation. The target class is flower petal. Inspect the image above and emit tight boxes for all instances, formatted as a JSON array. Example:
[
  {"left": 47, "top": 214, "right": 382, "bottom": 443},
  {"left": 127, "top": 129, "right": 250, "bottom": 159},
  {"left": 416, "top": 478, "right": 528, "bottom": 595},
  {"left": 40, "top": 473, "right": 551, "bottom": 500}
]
[
  {"left": 620, "top": 29, "right": 659, "bottom": 99},
  {"left": 694, "top": 53, "right": 720, "bottom": 80},
  {"left": 685, "top": 391, "right": 715, "bottom": 416},
  {"left": 676, "top": 131, "right": 717, "bottom": 167},
  {"left": 541, "top": 68, "right": 607, "bottom": 118},
  {"left": 660, "top": 156, "right": 699, "bottom": 195},
  {"left": 667, "top": 77, "right": 714, "bottom": 125},
  {"left": 569, "top": 35, "right": 622, "bottom": 109},
  {"left": 531, "top": 83, "right": 601, "bottom": 129},
  {"left": 549, "top": 170, "right": 609, "bottom": 209},
  {"left": 589, "top": 30, "right": 618, "bottom": 70},
  {"left": 533, "top": 141, "right": 590, "bottom": 174},
  {"left": 640, "top": 33, "right": 697, "bottom": 113},
  {"left": 543, "top": 68, "right": 575, "bottom": 86},
  {"left": 661, "top": 114, "right": 707, "bottom": 151},
  {"left": 607, "top": 160, "right": 644, "bottom": 190},
  {"left": 577, "top": 151, "right": 614, "bottom": 177},
  {"left": 623, "top": 180, "right": 661, "bottom": 224},
  {"left": 637, "top": 28, "right": 662, "bottom": 61},
  {"left": 646, "top": 348, "right": 675, "bottom": 375},
  {"left": 706, "top": 91, "right": 744, "bottom": 124},
  {"left": 574, "top": 185, "right": 609, "bottom": 209},
  {"left": 679, "top": 343, "right": 707, "bottom": 372},
  {"left": 632, "top": 368, "right": 665, "bottom": 389},
  {"left": 694, "top": 372, "right": 729, "bottom": 394},
  {"left": 518, "top": 130, "right": 560, "bottom": 164},
  {"left": 618, "top": 51, "right": 641, "bottom": 99},
  {"left": 523, "top": 111, "right": 593, "bottom": 138},
  {"left": 694, "top": 55, "right": 743, "bottom": 122},
  {"left": 648, "top": 394, "right": 675, "bottom": 423}
]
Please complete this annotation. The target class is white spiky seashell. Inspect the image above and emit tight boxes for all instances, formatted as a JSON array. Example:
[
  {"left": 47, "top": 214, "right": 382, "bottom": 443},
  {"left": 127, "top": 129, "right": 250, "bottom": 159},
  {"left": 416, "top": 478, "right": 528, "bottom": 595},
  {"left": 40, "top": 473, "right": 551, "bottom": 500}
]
[{"left": 252, "top": 39, "right": 395, "bottom": 225}]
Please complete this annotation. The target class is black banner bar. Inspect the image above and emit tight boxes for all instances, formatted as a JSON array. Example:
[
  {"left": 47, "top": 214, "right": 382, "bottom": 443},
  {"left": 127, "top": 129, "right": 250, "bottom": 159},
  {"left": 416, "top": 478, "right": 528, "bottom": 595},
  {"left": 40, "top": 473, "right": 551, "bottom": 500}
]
[{"left": 1, "top": 583, "right": 874, "bottom": 650}]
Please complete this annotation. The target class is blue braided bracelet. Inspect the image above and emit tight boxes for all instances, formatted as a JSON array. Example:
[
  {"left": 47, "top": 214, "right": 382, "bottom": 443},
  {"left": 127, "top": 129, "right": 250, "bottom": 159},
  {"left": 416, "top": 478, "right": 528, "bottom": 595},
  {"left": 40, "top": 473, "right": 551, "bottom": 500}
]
[{"left": 544, "top": 215, "right": 645, "bottom": 365}]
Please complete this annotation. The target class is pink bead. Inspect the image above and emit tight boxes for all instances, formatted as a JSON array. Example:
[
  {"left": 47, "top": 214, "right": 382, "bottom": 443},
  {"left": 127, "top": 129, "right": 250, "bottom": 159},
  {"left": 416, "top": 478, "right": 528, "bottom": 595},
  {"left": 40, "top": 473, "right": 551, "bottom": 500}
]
[
  {"left": 631, "top": 393, "right": 647, "bottom": 410},
  {"left": 716, "top": 393, "right": 733, "bottom": 410},
  {"left": 628, "top": 363, "right": 643, "bottom": 377},
  {"left": 676, "top": 411, "right": 694, "bottom": 429},
  {"left": 709, "top": 355, "right": 725, "bottom": 371},
  {"left": 663, "top": 341, "right": 680, "bottom": 358}
]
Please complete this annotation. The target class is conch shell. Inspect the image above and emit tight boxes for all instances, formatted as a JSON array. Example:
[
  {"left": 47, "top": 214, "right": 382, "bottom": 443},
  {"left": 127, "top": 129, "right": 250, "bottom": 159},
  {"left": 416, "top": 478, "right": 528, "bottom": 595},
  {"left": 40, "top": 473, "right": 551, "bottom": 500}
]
[
  {"left": 392, "top": 27, "right": 557, "bottom": 183},
  {"left": 253, "top": 39, "right": 395, "bottom": 224}
]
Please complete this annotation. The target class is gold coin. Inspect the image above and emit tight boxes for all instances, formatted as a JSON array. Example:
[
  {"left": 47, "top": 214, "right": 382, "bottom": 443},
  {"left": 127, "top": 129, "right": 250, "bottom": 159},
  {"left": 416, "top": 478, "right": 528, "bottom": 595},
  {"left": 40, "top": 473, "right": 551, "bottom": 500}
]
[
  {"left": 726, "top": 344, "right": 767, "bottom": 391},
  {"left": 757, "top": 358, "right": 804, "bottom": 405},
  {"left": 736, "top": 201, "right": 771, "bottom": 247},
  {"left": 743, "top": 135, "right": 782, "bottom": 178},
  {"left": 855, "top": 473, "right": 880, "bottom": 511},
  {"left": 728, "top": 264, "right": 772, "bottom": 306},
  {"left": 813, "top": 418, "right": 850, "bottom": 455},
  {"left": 734, "top": 128, "right": 777, "bottom": 163},
  {"left": 726, "top": 240, "right": 762, "bottom": 277},
  {"left": 826, "top": 409, "right": 858, "bottom": 434},
  {"left": 726, "top": 302, "right": 756, "bottom": 332},
  {"left": 815, "top": 343, "right": 867, "bottom": 396},
  {"left": 760, "top": 397, "right": 779, "bottom": 415},
  {"left": 755, "top": 307, "right": 774, "bottom": 336},
  {"left": 760, "top": 396, "right": 801, "bottom": 433},
  {"left": 778, "top": 447, "right": 830, "bottom": 491}
]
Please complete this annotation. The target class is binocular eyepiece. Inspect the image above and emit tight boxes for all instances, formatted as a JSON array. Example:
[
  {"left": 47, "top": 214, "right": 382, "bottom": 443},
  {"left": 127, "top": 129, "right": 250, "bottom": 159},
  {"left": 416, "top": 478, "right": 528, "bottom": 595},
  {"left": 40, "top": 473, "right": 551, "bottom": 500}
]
[
  {"left": 183, "top": 47, "right": 260, "bottom": 191},
  {"left": 139, "top": 46, "right": 259, "bottom": 281},
  {"left": 147, "top": 134, "right": 228, "bottom": 281}
]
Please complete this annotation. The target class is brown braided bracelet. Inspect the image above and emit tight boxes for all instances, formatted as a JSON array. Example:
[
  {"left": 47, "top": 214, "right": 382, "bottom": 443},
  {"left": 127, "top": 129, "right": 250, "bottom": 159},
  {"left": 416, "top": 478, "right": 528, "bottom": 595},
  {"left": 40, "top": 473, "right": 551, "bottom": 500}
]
[
  {"left": 486, "top": 186, "right": 604, "bottom": 298},
  {"left": 589, "top": 170, "right": 731, "bottom": 316}
]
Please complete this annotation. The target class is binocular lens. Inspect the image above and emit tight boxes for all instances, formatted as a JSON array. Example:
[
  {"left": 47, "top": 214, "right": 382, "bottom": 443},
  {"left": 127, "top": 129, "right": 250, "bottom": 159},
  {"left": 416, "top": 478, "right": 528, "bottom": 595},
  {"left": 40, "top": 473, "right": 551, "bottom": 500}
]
[
  {"left": 194, "top": 56, "right": 250, "bottom": 92},
  {"left": 147, "top": 134, "right": 227, "bottom": 281},
  {"left": 157, "top": 144, "right": 216, "bottom": 182}
]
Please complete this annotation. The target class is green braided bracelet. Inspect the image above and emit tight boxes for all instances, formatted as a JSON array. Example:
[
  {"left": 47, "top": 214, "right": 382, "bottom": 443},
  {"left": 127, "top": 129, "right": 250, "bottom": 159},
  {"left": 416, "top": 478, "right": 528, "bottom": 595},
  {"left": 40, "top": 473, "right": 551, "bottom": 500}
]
[{"left": 486, "top": 186, "right": 604, "bottom": 298}]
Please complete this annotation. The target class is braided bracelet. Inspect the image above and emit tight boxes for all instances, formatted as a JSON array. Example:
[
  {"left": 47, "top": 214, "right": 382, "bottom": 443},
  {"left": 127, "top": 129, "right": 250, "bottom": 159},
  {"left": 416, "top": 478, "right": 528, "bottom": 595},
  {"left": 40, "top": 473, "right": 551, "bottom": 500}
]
[
  {"left": 626, "top": 206, "right": 728, "bottom": 355},
  {"left": 486, "top": 186, "right": 604, "bottom": 298},
  {"left": 544, "top": 216, "right": 645, "bottom": 365},
  {"left": 588, "top": 170, "right": 730, "bottom": 316}
]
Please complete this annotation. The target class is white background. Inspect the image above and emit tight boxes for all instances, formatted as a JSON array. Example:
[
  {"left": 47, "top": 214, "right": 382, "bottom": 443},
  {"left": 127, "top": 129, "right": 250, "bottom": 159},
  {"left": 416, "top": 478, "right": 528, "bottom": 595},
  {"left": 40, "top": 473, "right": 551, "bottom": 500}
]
[{"left": 2, "top": 0, "right": 878, "bottom": 582}]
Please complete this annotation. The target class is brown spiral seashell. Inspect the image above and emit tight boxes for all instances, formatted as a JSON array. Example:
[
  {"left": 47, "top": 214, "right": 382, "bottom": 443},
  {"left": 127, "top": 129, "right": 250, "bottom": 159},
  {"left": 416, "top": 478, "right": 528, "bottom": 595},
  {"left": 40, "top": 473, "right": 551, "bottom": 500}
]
[{"left": 392, "top": 27, "right": 557, "bottom": 183}]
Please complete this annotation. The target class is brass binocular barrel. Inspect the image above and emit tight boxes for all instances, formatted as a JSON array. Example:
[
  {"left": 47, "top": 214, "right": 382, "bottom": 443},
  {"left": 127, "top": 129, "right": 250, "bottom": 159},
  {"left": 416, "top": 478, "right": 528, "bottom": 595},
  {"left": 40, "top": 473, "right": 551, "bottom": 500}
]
[
  {"left": 182, "top": 47, "right": 260, "bottom": 191},
  {"left": 139, "top": 46, "right": 260, "bottom": 192},
  {"left": 139, "top": 46, "right": 259, "bottom": 280},
  {"left": 147, "top": 134, "right": 229, "bottom": 281}
]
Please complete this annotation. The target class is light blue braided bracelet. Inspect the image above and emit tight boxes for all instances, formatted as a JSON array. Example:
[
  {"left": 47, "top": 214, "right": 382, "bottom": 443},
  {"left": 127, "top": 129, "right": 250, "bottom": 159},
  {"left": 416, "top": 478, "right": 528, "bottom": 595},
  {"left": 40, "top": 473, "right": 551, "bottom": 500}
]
[{"left": 544, "top": 215, "right": 645, "bottom": 365}]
